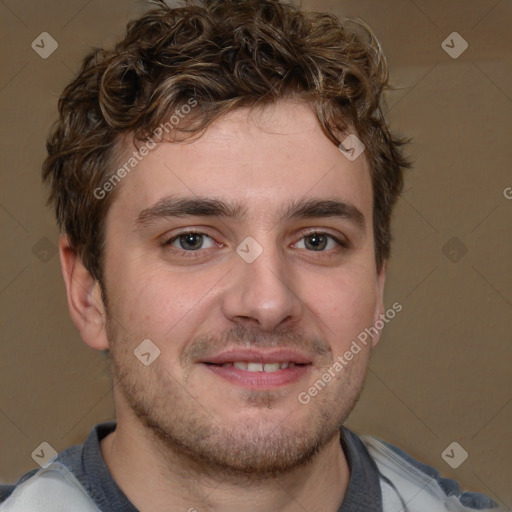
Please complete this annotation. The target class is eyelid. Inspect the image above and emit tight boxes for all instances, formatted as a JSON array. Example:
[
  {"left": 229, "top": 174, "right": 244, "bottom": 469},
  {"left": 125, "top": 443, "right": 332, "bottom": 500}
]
[
  {"left": 161, "top": 231, "right": 219, "bottom": 260},
  {"left": 294, "top": 229, "right": 350, "bottom": 253},
  {"left": 162, "top": 226, "right": 216, "bottom": 241},
  {"left": 162, "top": 229, "right": 217, "bottom": 247},
  {"left": 295, "top": 229, "right": 350, "bottom": 248},
  {"left": 162, "top": 227, "right": 348, "bottom": 242},
  {"left": 161, "top": 228, "right": 350, "bottom": 256}
]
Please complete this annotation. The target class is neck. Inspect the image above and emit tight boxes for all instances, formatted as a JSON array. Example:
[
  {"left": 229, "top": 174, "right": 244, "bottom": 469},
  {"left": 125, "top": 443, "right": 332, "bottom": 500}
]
[{"left": 101, "top": 418, "right": 351, "bottom": 512}]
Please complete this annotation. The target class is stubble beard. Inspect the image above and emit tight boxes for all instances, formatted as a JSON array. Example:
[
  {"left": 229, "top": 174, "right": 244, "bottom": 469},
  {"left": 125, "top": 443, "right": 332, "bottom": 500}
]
[{"left": 105, "top": 315, "right": 367, "bottom": 481}]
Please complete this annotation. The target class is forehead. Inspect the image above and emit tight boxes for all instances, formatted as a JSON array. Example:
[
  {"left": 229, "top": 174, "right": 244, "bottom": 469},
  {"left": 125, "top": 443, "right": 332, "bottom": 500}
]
[{"left": 107, "top": 101, "right": 373, "bottom": 227}]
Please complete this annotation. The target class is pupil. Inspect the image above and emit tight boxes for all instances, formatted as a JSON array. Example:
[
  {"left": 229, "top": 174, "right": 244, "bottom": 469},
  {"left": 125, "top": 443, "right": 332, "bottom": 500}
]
[
  {"left": 306, "top": 234, "right": 326, "bottom": 251},
  {"left": 181, "top": 233, "right": 202, "bottom": 250}
]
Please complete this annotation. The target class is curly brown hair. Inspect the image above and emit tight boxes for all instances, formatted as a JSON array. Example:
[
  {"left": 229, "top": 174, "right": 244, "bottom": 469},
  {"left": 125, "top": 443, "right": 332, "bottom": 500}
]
[{"left": 42, "top": 0, "right": 410, "bottom": 283}]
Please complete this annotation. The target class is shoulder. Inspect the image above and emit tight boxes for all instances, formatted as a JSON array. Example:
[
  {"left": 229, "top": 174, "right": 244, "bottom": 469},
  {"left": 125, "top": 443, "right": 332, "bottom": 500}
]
[
  {"left": 0, "top": 443, "right": 83, "bottom": 506},
  {"left": 360, "top": 434, "right": 500, "bottom": 511},
  {"left": 0, "top": 469, "right": 38, "bottom": 504},
  {"left": 0, "top": 422, "right": 113, "bottom": 507},
  {"left": 0, "top": 462, "right": 100, "bottom": 511}
]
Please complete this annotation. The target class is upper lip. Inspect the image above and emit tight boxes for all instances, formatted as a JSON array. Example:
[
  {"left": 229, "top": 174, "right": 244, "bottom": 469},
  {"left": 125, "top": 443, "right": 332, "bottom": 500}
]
[{"left": 202, "top": 348, "right": 312, "bottom": 365}]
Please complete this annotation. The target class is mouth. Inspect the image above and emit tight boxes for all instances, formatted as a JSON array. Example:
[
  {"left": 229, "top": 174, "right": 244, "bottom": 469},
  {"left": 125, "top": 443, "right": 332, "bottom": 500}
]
[
  {"left": 200, "top": 349, "right": 312, "bottom": 389},
  {"left": 206, "top": 361, "right": 302, "bottom": 372}
]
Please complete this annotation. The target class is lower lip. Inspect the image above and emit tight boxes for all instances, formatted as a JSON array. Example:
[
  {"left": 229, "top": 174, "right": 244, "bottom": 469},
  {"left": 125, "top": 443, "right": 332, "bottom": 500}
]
[{"left": 202, "top": 364, "right": 311, "bottom": 389}]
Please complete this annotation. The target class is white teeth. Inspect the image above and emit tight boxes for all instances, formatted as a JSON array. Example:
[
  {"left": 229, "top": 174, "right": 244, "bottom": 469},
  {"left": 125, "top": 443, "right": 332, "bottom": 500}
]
[{"left": 225, "top": 362, "right": 295, "bottom": 372}]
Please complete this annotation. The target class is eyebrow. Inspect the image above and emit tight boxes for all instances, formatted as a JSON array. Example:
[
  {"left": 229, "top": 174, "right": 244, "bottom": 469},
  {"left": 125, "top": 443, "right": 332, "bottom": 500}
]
[{"left": 134, "top": 195, "right": 366, "bottom": 232}]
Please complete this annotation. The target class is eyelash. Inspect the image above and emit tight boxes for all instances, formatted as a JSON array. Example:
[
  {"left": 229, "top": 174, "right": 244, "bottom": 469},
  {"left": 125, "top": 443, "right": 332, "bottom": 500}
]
[{"left": 162, "top": 229, "right": 349, "bottom": 258}]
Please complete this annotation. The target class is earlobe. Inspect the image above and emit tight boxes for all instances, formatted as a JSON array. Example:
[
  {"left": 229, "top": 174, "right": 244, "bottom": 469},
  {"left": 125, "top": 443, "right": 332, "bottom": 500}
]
[{"left": 59, "top": 234, "right": 109, "bottom": 351}]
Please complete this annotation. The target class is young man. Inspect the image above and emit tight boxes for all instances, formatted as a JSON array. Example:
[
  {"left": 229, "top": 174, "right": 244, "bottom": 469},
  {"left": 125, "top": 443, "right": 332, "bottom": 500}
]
[{"left": 0, "top": 0, "right": 500, "bottom": 510}]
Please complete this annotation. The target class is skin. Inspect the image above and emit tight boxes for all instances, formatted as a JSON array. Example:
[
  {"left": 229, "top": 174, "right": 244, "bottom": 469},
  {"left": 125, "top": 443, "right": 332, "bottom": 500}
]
[{"left": 60, "top": 100, "right": 387, "bottom": 512}]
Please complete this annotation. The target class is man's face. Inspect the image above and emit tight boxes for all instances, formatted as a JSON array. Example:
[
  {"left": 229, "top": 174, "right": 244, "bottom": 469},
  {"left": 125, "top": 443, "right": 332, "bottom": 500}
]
[{"left": 100, "top": 101, "right": 385, "bottom": 476}]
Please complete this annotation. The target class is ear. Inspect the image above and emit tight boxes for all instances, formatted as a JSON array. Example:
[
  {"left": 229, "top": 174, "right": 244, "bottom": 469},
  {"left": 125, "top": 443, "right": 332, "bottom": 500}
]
[
  {"left": 371, "top": 260, "right": 387, "bottom": 348},
  {"left": 59, "top": 234, "right": 109, "bottom": 350}
]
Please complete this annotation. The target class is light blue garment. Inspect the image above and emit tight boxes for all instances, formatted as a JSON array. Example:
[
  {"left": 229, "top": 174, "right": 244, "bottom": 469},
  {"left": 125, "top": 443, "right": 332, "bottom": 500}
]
[
  {"left": 0, "top": 462, "right": 100, "bottom": 512},
  {"left": 362, "top": 436, "right": 502, "bottom": 512}
]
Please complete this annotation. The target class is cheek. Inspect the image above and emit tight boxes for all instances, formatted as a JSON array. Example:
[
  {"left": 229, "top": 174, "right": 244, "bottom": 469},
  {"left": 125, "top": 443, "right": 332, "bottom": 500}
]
[
  {"left": 107, "top": 261, "right": 222, "bottom": 344},
  {"left": 303, "top": 268, "right": 378, "bottom": 341}
]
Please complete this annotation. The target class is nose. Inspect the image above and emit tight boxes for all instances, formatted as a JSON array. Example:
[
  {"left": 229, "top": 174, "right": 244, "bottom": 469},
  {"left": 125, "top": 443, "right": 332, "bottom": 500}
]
[{"left": 221, "top": 236, "right": 304, "bottom": 332}]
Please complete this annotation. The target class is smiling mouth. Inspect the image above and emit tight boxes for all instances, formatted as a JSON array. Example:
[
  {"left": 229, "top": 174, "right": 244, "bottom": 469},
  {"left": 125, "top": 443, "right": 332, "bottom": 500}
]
[
  {"left": 204, "top": 361, "right": 307, "bottom": 372},
  {"left": 201, "top": 359, "right": 312, "bottom": 389}
]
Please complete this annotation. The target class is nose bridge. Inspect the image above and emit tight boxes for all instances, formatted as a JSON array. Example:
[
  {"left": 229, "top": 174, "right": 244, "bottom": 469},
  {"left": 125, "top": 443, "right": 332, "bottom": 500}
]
[{"left": 222, "top": 232, "right": 303, "bottom": 331}]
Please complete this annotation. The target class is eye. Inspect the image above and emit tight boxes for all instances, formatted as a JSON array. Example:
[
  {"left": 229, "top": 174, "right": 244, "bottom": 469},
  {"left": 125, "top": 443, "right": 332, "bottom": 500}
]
[
  {"left": 294, "top": 232, "right": 347, "bottom": 252},
  {"left": 164, "top": 231, "right": 216, "bottom": 252}
]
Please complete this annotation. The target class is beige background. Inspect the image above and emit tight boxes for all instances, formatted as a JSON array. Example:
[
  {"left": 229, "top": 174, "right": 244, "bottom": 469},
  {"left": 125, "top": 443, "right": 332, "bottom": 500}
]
[{"left": 1, "top": 0, "right": 511, "bottom": 508}]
